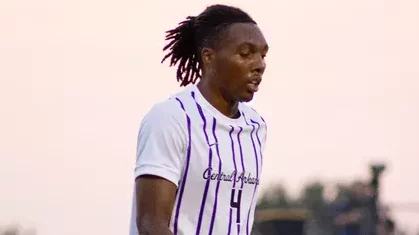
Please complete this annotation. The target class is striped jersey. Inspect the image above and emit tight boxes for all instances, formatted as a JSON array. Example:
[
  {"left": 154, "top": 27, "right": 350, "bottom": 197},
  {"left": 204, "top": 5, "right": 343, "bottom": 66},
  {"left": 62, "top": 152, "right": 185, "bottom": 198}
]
[{"left": 129, "top": 85, "right": 267, "bottom": 235}]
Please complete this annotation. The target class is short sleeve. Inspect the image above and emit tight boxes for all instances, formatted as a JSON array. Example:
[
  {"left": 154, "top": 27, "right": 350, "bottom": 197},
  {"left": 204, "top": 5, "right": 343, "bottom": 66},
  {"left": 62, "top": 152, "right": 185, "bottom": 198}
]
[
  {"left": 246, "top": 106, "right": 267, "bottom": 152},
  {"left": 134, "top": 101, "right": 187, "bottom": 187},
  {"left": 262, "top": 121, "right": 267, "bottom": 152}
]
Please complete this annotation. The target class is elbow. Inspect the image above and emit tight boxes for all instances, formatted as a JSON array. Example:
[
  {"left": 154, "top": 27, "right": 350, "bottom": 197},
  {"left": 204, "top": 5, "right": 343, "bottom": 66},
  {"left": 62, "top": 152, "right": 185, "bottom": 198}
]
[
  {"left": 136, "top": 215, "right": 170, "bottom": 235},
  {"left": 136, "top": 216, "right": 152, "bottom": 234}
]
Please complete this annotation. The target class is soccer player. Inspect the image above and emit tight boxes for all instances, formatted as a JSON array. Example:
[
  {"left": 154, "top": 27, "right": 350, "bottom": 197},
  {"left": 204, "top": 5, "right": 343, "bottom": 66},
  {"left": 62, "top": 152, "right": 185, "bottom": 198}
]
[{"left": 130, "top": 4, "right": 269, "bottom": 235}]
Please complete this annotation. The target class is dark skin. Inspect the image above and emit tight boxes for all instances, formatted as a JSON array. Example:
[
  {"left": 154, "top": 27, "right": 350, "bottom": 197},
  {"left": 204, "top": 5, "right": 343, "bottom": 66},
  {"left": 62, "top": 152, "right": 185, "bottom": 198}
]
[
  {"left": 136, "top": 175, "right": 176, "bottom": 235},
  {"left": 135, "top": 23, "right": 268, "bottom": 235},
  {"left": 198, "top": 22, "right": 269, "bottom": 118}
]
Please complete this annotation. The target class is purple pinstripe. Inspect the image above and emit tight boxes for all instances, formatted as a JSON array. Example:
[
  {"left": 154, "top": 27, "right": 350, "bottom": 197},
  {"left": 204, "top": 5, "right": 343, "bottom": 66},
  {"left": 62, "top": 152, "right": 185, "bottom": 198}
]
[
  {"left": 251, "top": 120, "right": 263, "bottom": 168},
  {"left": 208, "top": 118, "right": 222, "bottom": 235},
  {"left": 242, "top": 113, "right": 261, "bottom": 235},
  {"left": 172, "top": 97, "right": 193, "bottom": 235},
  {"left": 192, "top": 91, "right": 213, "bottom": 235},
  {"left": 236, "top": 126, "right": 244, "bottom": 235},
  {"left": 227, "top": 125, "right": 238, "bottom": 235}
]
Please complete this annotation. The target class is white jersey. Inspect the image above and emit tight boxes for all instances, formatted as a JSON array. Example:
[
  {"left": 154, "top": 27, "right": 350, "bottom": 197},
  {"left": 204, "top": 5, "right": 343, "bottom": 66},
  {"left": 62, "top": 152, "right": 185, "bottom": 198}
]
[{"left": 129, "top": 85, "right": 267, "bottom": 235}]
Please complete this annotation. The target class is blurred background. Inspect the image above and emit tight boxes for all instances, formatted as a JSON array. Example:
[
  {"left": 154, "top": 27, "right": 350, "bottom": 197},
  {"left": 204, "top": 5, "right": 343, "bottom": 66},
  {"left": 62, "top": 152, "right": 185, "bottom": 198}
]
[
  {"left": 253, "top": 164, "right": 419, "bottom": 235},
  {"left": 1, "top": 0, "right": 418, "bottom": 234}
]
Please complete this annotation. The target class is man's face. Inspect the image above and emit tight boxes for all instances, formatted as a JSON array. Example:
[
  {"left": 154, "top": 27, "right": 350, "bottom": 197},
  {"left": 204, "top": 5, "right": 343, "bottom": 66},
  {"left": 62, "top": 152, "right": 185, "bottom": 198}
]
[{"left": 205, "top": 23, "right": 269, "bottom": 103}]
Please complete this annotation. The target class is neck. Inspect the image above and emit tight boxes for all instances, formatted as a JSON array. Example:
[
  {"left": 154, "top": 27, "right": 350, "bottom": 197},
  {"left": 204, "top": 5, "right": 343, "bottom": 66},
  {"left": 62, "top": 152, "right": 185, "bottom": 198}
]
[{"left": 196, "top": 80, "right": 239, "bottom": 118}]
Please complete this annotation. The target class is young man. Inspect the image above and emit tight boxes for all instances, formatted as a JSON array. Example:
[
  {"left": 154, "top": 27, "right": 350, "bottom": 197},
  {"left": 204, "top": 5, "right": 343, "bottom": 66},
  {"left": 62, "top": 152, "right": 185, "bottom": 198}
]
[{"left": 130, "top": 4, "right": 269, "bottom": 235}]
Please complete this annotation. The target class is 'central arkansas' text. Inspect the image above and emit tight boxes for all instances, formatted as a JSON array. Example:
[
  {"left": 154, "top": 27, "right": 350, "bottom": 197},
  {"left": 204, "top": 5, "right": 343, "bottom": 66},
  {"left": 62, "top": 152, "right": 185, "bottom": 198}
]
[{"left": 202, "top": 167, "right": 259, "bottom": 185}]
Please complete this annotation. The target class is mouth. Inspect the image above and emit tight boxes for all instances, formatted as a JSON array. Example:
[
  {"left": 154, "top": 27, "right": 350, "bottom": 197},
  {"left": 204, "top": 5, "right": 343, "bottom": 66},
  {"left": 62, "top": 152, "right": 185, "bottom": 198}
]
[{"left": 246, "top": 77, "right": 261, "bottom": 93}]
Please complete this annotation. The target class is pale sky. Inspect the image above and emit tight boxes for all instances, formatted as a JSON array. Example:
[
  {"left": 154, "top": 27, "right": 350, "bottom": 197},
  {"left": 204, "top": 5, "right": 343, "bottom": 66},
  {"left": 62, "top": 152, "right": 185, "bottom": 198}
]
[{"left": 1, "top": 0, "right": 418, "bottom": 234}]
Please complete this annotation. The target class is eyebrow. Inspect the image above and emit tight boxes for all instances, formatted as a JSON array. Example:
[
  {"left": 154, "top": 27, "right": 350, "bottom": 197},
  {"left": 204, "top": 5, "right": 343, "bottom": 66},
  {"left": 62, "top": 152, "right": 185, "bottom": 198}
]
[{"left": 238, "top": 42, "right": 269, "bottom": 51}]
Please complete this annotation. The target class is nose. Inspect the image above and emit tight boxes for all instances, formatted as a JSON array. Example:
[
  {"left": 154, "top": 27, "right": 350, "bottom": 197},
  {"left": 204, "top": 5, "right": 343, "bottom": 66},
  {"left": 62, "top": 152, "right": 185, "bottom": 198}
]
[{"left": 252, "top": 55, "right": 266, "bottom": 75}]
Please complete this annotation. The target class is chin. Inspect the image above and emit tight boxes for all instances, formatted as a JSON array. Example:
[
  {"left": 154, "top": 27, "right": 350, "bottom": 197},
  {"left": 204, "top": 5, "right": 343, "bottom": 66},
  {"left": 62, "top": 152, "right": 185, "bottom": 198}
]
[{"left": 239, "top": 93, "right": 254, "bottom": 103}]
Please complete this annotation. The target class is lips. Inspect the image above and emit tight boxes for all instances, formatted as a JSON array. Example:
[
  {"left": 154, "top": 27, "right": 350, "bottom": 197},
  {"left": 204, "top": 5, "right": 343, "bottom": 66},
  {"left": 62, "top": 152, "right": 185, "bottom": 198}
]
[
  {"left": 247, "top": 77, "right": 261, "bottom": 93},
  {"left": 247, "top": 82, "right": 259, "bottom": 92}
]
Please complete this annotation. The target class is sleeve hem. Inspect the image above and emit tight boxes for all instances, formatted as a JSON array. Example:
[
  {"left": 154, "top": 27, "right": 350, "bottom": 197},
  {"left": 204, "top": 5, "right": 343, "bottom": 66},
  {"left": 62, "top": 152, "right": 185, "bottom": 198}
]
[{"left": 134, "top": 164, "right": 180, "bottom": 187}]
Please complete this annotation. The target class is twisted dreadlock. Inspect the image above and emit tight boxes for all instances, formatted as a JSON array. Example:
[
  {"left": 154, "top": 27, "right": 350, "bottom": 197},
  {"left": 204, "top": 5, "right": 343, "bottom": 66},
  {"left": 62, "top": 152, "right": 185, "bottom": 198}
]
[{"left": 161, "top": 4, "right": 256, "bottom": 87}]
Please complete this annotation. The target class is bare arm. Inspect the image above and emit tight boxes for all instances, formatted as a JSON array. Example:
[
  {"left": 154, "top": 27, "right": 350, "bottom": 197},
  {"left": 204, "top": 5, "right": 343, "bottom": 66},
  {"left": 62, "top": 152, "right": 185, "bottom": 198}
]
[
  {"left": 134, "top": 102, "right": 187, "bottom": 234},
  {"left": 136, "top": 175, "right": 177, "bottom": 235}
]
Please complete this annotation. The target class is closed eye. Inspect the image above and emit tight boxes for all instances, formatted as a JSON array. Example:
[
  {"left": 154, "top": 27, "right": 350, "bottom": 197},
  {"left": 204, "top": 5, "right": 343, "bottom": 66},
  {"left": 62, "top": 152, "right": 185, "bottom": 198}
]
[{"left": 239, "top": 51, "right": 252, "bottom": 58}]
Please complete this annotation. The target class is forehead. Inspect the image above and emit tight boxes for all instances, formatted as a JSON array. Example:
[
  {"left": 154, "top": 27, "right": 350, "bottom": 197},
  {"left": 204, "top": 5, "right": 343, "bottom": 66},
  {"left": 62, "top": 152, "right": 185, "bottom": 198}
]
[{"left": 218, "top": 23, "right": 268, "bottom": 50}]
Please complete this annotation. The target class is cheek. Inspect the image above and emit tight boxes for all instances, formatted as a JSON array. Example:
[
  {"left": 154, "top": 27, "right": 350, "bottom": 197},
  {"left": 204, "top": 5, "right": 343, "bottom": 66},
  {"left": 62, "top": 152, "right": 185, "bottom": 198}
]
[{"left": 217, "top": 58, "right": 247, "bottom": 85}]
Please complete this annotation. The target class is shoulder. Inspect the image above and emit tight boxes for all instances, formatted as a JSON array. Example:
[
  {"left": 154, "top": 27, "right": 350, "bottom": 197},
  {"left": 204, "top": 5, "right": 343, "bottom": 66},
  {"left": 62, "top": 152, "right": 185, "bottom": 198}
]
[
  {"left": 141, "top": 97, "right": 188, "bottom": 130},
  {"left": 140, "top": 86, "right": 197, "bottom": 133}
]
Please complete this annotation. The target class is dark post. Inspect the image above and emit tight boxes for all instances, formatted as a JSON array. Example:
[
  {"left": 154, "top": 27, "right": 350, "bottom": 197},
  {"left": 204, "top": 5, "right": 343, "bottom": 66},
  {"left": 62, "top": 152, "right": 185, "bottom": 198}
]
[{"left": 370, "top": 163, "right": 386, "bottom": 235}]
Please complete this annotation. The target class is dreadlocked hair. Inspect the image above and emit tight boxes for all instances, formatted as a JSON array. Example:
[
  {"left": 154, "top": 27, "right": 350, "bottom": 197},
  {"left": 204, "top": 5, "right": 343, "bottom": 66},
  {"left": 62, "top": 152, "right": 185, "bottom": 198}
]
[{"left": 161, "top": 4, "right": 257, "bottom": 87}]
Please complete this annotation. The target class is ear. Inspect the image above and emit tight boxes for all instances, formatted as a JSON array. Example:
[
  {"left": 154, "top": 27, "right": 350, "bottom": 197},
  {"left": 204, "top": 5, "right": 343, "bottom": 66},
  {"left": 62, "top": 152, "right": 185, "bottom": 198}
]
[{"left": 201, "top": 47, "right": 215, "bottom": 67}]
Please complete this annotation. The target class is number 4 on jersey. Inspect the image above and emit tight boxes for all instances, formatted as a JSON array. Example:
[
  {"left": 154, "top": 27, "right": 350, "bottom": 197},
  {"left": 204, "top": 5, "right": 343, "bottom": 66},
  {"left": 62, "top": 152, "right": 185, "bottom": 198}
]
[{"left": 230, "top": 188, "right": 243, "bottom": 224}]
